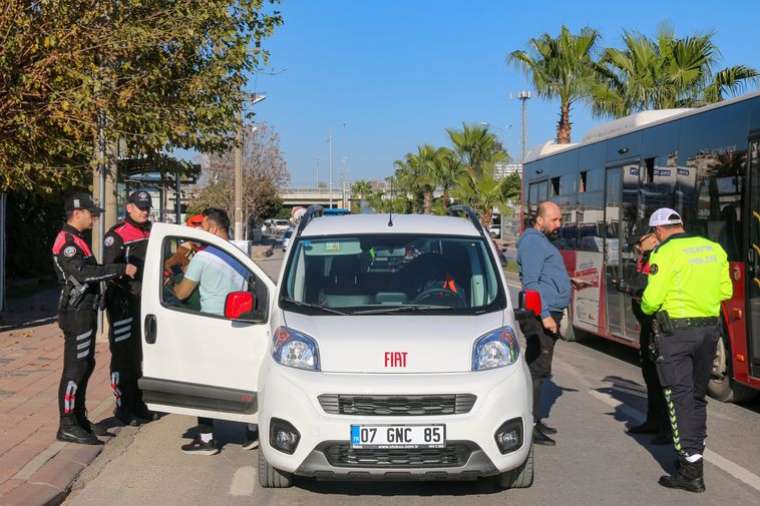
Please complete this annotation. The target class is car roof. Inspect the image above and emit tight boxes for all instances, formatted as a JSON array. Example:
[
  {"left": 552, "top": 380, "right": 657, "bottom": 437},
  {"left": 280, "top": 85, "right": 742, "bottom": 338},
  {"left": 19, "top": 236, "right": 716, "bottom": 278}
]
[{"left": 300, "top": 213, "right": 481, "bottom": 238}]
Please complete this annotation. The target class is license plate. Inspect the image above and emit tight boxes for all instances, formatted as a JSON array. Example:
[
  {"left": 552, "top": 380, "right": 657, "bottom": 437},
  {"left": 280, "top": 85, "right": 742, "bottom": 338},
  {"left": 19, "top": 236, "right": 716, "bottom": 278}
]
[{"left": 350, "top": 424, "right": 446, "bottom": 449}]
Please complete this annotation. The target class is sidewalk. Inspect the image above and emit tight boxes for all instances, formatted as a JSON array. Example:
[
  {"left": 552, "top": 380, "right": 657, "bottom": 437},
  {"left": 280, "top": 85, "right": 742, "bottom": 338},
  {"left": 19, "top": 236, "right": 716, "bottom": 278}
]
[{"left": 0, "top": 322, "right": 120, "bottom": 505}]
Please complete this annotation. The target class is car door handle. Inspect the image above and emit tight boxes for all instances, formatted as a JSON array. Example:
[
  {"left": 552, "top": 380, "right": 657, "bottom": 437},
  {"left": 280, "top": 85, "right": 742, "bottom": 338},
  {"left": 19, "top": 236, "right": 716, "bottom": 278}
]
[{"left": 144, "top": 314, "right": 157, "bottom": 344}]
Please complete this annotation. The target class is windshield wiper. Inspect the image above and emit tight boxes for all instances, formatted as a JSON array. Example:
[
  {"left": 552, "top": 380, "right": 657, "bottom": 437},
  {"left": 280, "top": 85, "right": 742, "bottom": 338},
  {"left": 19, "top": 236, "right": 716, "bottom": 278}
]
[
  {"left": 279, "top": 297, "right": 348, "bottom": 315},
  {"left": 351, "top": 304, "right": 447, "bottom": 315}
]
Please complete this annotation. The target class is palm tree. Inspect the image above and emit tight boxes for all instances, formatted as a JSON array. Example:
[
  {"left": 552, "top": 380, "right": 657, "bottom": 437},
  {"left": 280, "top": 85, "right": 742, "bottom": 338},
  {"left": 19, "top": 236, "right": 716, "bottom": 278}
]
[
  {"left": 431, "top": 147, "right": 463, "bottom": 209},
  {"left": 592, "top": 28, "right": 759, "bottom": 117},
  {"left": 446, "top": 123, "right": 507, "bottom": 177},
  {"left": 393, "top": 144, "right": 438, "bottom": 214},
  {"left": 509, "top": 25, "right": 601, "bottom": 144},
  {"left": 351, "top": 180, "right": 373, "bottom": 200},
  {"left": 446, "top": 124, "right": 511, "bottom": 227}
]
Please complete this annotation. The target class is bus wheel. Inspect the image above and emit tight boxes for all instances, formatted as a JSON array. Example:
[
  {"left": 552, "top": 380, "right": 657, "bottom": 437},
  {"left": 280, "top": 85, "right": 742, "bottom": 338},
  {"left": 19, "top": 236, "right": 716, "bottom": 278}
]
[{"left": 708, "top": 336, "right": 758, "bottom": 403}]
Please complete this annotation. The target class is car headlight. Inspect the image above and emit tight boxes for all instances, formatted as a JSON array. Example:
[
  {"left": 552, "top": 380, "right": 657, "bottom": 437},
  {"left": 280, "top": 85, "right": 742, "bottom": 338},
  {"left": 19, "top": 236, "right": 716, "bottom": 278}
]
[
  {"left": 472, "top": 326, "right": 520, "bottom": 371},
  {"left": 272, "top": 326, "right": 320, "bottom": 371}
]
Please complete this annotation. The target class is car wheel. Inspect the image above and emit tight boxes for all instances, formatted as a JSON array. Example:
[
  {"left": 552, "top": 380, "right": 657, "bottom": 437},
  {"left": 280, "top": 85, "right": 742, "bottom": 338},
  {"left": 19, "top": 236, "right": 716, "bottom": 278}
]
[
  {"left": 708, "top": 336, "right": 758, "bottom": 403},
  {"left": 497, "top": 445, "right": 534, "bottom": 489},
  {"left": 257, "top": 451, "right": 294, "bottom": 488}
]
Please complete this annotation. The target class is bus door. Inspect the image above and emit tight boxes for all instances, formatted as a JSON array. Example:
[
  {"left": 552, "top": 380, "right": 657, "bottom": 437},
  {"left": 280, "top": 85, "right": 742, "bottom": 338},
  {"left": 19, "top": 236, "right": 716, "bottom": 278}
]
[
  {"left": 604, "top": 163, "right": 640, "bottom": 341},
  {"left": 748, "top": 138, "right": 760, "bottom": 377}
]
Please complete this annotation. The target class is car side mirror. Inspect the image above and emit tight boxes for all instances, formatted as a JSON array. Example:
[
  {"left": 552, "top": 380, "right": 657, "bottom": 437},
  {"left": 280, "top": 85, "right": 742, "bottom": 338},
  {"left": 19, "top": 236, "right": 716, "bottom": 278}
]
[
  {"left": 514, "top": 289, "right": 542, "bottom": 320},
  {"left": 225, "top": 291, "right": 255, "bottom": 321}
]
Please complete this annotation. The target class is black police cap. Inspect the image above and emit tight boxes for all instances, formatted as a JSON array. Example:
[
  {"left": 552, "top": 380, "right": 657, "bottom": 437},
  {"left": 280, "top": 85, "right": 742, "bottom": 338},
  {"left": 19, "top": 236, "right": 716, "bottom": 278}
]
[
  {"left": 127, "top": 190, "right": 153, "bottom": 210},
  {"left": 65, "top": 193, "right": 103, "bottom": 215}
]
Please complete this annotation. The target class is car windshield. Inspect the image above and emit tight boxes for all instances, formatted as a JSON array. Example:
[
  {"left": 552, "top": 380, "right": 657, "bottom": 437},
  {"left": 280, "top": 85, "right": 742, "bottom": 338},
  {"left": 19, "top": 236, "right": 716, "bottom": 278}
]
[{"left": 280, "top": 234, "right": 505, "bottom": 315}]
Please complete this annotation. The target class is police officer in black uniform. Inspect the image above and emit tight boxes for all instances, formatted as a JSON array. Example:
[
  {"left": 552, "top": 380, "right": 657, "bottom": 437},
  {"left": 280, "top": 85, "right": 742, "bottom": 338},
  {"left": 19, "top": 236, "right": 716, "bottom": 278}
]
[
  {"left": 52, "top": 193, "right": 137, "bottom": 444},
  {"left": 103, "top": 191, "right": 153, "bottom": 425}
]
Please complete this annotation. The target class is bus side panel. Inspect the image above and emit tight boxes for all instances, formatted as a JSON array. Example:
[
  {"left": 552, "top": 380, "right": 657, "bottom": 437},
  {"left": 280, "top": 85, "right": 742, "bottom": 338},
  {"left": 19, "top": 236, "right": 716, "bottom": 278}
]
[
  {"left": 566, "top": 250, "right": 606, "bottom": 336},
  {"left": 723, "top": 262, "right": 755, "bottom": 388}
]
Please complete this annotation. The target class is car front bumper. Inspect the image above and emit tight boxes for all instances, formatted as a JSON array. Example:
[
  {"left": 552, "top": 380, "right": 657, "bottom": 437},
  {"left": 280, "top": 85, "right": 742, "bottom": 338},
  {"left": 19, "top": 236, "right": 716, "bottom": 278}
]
[{"left": 258, "top": 360, "right": 533, "bottom": 479}]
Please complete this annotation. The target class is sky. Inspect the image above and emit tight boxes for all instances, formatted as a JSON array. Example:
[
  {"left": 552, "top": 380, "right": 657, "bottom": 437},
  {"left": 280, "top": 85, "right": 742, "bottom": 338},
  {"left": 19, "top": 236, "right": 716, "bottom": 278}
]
[{"left": 240, "top": 0, "right": 760, "bottom": 187}]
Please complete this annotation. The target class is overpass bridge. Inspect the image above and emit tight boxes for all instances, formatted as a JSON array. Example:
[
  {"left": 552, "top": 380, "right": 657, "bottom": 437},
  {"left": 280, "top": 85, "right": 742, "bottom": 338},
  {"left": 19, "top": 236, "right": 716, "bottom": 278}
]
[{"left": 280, "top": 187, "right": 351, "bottom": 208}]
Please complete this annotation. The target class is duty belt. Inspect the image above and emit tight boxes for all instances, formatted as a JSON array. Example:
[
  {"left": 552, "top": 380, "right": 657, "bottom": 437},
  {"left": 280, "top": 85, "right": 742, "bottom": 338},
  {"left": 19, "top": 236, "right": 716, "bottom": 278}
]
[{"left": 670, "top": 317, "right": 719, "bottom": 329}]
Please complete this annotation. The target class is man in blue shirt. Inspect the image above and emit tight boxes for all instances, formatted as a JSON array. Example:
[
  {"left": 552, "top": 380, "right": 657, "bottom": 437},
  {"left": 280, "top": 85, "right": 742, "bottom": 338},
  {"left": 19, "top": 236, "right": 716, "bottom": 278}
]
[{"left": 517, "top": 201, "right": 571, "bottom": 446}]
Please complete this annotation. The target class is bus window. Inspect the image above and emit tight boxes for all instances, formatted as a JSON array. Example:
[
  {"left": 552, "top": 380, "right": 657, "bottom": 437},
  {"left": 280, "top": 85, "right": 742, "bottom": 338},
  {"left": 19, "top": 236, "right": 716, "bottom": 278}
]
[{"left": 681, "top": 149, "right": 745, "bottom": 261}]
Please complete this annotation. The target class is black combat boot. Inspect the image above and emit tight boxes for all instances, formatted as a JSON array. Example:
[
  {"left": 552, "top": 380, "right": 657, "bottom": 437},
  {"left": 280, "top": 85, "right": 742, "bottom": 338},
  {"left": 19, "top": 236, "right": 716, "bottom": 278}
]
[
  {"left": 659, "top": 457, "right": 705, "bottom": 493},
  {"left": 57, "top": 415, "right": 103, "bottom": 445},
  {"left": 76, "top": 408, "right": 108, "bottom": 436}
]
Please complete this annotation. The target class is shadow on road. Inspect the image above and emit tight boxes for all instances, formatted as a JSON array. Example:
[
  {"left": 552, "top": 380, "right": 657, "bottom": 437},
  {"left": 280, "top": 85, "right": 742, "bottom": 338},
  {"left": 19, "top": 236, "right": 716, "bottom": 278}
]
[
  {"left": 539, "top": 379, "right": 578, "bottom": 420},
  {"left": 295, "top": 477, "right": 505, "bottom": 496},
  {"left": 596, "top": 375, "right": 674, "bottom": 473}
]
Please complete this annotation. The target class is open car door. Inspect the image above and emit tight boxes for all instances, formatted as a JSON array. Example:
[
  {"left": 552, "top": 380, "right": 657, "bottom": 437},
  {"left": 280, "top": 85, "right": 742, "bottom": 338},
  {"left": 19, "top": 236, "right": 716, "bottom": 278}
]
[{"left": 139, "top": 223, "right": 275, "bottom": 423}]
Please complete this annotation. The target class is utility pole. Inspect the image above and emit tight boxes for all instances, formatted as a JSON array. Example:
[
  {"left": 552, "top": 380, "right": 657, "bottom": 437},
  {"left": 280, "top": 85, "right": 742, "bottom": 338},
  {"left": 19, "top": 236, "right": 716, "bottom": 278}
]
[
  {"left": 234, "top": 115, "right": 244, "bottom": 240},
  {"left": 233, "top": 93, "right": 266, "bottom": 241},
  {"left": 518, "top": 91, "right": 531, "bottom": 163}
]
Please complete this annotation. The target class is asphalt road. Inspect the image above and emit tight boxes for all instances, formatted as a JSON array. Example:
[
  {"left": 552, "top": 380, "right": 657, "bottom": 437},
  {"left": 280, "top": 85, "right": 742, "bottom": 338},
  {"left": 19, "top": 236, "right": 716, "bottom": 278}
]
[{"left": 65, "top": 253, "right": 760, "bottom": 506}]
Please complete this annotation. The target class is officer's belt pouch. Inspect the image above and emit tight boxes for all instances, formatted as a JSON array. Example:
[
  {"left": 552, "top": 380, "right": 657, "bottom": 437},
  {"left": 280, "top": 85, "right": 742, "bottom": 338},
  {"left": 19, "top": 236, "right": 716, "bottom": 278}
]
[{"left": 655, "top": 359, "right": 678, "bottom": 388}]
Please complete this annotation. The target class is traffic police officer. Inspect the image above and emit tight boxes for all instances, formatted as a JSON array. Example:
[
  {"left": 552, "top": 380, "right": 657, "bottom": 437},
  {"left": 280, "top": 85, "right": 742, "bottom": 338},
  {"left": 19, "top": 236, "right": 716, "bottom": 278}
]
[
  {"left": 641, "top": 208, "right": 733, "bottom": 493},
  {"left": 52, "top": 193, "right": 136, "bottom": 444},
  {"left": 104, "top": 190, "right": 153, "bottom": 425}
]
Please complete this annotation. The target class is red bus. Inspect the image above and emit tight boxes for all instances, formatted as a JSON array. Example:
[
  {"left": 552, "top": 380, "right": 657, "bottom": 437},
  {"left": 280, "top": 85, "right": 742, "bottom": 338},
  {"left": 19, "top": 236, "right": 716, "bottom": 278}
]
[{"left": 522, "top": 91, "right": 760, "bottom": 402}]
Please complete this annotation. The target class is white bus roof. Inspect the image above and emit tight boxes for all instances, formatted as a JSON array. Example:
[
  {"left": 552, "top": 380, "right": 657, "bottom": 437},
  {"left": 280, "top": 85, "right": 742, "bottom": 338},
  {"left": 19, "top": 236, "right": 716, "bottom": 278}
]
[{"left": 525, "top": 90, "right": 760, "bottom": 163}]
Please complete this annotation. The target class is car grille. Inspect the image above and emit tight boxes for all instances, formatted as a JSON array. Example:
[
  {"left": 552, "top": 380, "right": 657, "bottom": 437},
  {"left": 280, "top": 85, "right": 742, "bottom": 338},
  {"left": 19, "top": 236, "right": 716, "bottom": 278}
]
[
  {"left": 317, "top": 394, "right": 476, "bottom": 416},
  {"left": 323, "top": 443, "right": 471, "bottom": 468}
]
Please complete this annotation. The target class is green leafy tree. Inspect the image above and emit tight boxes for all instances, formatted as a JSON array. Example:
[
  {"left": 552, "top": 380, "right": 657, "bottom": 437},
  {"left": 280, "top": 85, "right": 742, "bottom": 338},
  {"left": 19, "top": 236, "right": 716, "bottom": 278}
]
[
  {"left": 350, "top": 180, "right": 373, "bottom": 213},
  {"left": 445, "top": 124, "right": 507, "bottom": 177},
  {"left": 509, "top": 26, "right": 602, "bottom": 143},
  {"left": 592, "top": 27, "right": 759, "bottom": 117},
  {"left": 0, "top": 0, "right": 283, "bottom": 192},
  {"left": 430, "top": 147, "right": 463, "bottom": 210},
  {"left": 446, "top": 124, "right": 512, "bottom": 227},
  {"left": 393, "top": 144, "right": 438, "bottom": 214}
]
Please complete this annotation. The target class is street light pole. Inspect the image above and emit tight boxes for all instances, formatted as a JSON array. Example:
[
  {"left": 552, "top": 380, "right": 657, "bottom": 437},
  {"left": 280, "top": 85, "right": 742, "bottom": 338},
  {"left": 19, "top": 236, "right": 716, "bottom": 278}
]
[
  {"left": 328, "top": 131, "right": 334, "bottom": 208},
  {"left": 518, "top": 91, "right": 531, "bottom": 163}
]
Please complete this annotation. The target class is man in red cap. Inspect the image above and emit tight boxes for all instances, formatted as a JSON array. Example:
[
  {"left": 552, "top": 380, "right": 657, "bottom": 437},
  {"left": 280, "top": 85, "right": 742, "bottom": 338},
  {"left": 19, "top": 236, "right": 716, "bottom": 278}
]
[{"left": 103, "top": 190, "right": 154, "bottom": 425}]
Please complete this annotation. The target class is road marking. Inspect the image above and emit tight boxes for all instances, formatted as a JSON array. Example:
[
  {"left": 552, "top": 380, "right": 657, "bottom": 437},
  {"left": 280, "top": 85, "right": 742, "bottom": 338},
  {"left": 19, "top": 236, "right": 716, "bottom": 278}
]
[
  {"left": 589, "top": 389, "right": 760, "bottom": 493},
  {"left": 229, "top": 466, "right": 255, "bottom": 496}
]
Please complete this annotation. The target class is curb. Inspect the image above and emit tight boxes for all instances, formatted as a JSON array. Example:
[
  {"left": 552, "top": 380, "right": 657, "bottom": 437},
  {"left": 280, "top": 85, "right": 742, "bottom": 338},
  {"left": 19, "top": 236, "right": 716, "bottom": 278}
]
[{"left": 0, "top": 399, "right": 118, "bottom": 506}]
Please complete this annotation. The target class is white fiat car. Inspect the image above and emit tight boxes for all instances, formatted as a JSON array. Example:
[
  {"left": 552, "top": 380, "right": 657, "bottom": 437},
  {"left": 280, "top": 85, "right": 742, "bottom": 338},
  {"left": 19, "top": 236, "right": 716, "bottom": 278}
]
[{"left": 140, "top": 207, "right": 534, "bottom": 490}]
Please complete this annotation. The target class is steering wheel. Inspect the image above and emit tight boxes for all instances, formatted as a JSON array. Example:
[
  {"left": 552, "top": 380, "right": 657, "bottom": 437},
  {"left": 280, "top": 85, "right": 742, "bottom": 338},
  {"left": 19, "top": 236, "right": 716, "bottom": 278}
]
[{"left": 412, "top": 287, "right": 467, "bottom": 308}]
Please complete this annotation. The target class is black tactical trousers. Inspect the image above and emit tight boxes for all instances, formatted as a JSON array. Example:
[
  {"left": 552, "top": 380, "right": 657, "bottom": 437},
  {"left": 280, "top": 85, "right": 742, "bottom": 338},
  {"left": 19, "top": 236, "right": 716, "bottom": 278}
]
[
  {"left": 106, "top": 290, "right": 144, "bottom": 414},
  {"left": 638, "top": 319, "right": 667, "bottom": 429},
  {"left": 521, "top": 312, "right": 562, "bottom": 422},
  {"left": 656, "top": 325, "right": 719, "bottom": 456},
  {"left": 58, "top": 309, "right": 97, "bottom": 421}
]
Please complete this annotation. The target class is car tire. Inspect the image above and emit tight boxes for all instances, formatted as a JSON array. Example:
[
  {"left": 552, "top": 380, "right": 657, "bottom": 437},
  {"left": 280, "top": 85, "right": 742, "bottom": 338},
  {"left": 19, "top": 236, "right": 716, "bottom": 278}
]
[
  {"left": 258, "top": 451, "right": 294, "bottom": 488},
  {"left": 497, "top": 445, "right": 534, "bottom": 489},
  {"left": 708, "top": 335, "right": 758, "bottom": 403}
]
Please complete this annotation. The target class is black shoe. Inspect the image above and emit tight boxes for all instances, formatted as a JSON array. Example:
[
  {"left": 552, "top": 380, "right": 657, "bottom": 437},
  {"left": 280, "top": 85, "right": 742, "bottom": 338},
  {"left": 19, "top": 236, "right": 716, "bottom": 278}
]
[
  {"left": 651, "top": 432, "right": 672, "bottom": 446},
  {"left": 242, "top": 428, "right": 259, "bottom": 450},
  {"left": 113, "top": 407, "right": 147, "bottom": 426},
  {"left": 532, "top": 427, "right": 556, "bottom": 446},
  {"left": 627, "top": 421, "right": 659, "bottom": 434},
  {"left": 133, "top": 404, "right": 159, "bottom": 422},
  {"left": 536, "top": 420, "right": 557, "bottom": 435},
  {"left": 79, "top": 417, "right": 109, "bottom": 436},
  {"left": 57, "top": 418, "right": 103, "bottom": 445},
  {"left": 181, "top": 436, "right": 219, "bottom": 456},
  {"left": 659, "top": 459, "right": 705, "bottom": 493}
]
